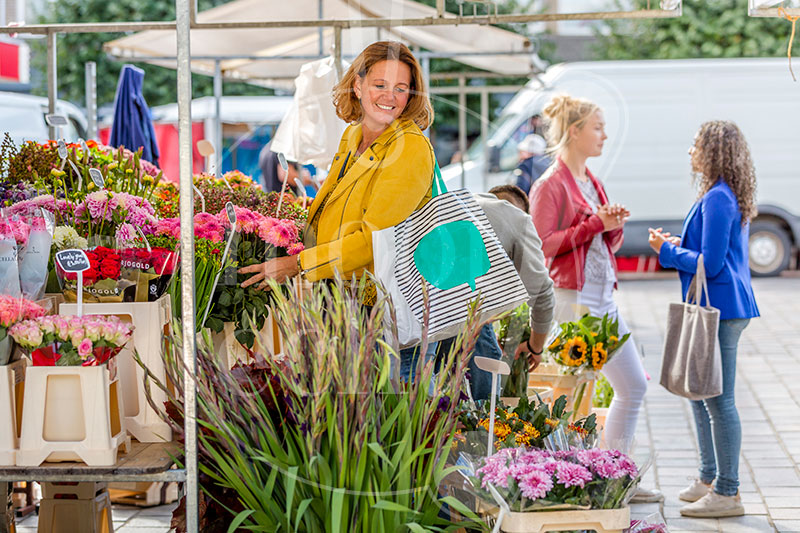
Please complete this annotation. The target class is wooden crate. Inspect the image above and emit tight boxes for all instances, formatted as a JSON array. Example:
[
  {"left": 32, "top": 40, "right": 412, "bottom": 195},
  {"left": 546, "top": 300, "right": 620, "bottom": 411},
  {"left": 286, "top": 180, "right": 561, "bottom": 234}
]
[
  {"left": 108, "top": 481, "right": 178, "bottom": 507},
  {"left": 528, "top": 364, "right": 594, "bottom": 419},
  {"left": 485, "top": 504, "right": 630, "bottom": 533}
]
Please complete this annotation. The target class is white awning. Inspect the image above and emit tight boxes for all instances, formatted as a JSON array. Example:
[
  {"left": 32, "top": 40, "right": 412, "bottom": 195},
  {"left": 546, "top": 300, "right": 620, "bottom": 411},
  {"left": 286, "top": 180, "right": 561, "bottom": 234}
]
[{"left": 103, "top": 0, "right": 535, "bottom": 88}]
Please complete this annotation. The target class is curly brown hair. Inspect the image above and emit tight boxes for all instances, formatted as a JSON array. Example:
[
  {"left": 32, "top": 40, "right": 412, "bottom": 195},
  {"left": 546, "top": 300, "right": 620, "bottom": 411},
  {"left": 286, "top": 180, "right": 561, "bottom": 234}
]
[
  {"left": 691, "top": 120, "right": 757, "bottom": 224},
  {"left": 332, "top": 41, "right": 433, "bottom": 130}
]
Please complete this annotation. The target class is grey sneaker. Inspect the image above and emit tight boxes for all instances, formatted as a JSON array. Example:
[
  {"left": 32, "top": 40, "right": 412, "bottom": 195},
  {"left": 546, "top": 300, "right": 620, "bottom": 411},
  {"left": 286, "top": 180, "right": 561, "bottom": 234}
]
[
  {"left": 630, "top": 486, "right": 664, "bottom": 503},
  {"left": 680, "top": 491, "right": 744, "bottom": 518},
  {"left": 679, "top": 478, "right": 713, "bottom": 502}
]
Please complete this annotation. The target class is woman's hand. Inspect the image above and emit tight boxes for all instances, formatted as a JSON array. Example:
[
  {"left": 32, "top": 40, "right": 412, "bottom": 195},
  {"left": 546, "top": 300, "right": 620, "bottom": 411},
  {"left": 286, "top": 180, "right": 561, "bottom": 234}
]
[
  {"left": 598, "top": 203, "right": 629, "bottom": 232},
  {"left": 648, "top": 227, "right": 678, "bottom": 254},
  {"left": 238, "top": 255, "right": 299, "bottom": 290}
]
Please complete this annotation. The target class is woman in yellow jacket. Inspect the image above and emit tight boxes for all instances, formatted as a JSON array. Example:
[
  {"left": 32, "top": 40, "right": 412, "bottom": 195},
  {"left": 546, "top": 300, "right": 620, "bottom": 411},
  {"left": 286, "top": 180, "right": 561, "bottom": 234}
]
[{"left": 240, "top": 41, "right": 436, "bottom": 379}]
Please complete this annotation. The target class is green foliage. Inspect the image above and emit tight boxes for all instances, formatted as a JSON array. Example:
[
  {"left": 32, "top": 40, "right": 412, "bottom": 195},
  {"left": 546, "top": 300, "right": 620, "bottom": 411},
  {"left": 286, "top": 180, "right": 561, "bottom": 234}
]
[
  {"left": 594, "top": 0, "right": 790, "bottom": 60},
  {"left": 31, "top": 0, "right": 268, "bottom": 108},
  {"left": 493, "top": 303, "right": 531, "bottom": 398},
  {"left": 147, "top": 276, "right": 486, "bottom": 531},
  {"left": 592, "top": 374, "right": 615, "bottom": 409}
]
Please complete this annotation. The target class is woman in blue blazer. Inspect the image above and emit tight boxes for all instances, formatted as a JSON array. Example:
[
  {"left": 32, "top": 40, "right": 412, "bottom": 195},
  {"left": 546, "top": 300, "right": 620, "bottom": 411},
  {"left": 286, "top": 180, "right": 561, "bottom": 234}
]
[{"left": 649, "top": 120, "right": 759, "bottom": 519}]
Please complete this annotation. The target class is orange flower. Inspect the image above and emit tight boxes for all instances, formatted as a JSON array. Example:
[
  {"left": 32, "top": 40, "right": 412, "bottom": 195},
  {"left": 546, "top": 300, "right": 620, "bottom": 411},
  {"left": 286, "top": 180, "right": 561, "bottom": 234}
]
[
  {"left": 568, "top": 423, "right": 589, "bottom": 437},
  {"left": 545, "top": 418, "right": 560, "bottom": 428}
]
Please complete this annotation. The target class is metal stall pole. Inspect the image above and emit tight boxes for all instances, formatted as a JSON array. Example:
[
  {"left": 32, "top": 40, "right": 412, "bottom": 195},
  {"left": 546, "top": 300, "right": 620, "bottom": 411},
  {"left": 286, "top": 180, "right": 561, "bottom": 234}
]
[
  {"left": 318, "top": 0, "right": 324, "bottom": 56},
  {"left": 46, "top": 30, "right": 57, "bottom": 140},
  {"left": 458, "top": 75, "right": 466, "bottom": 189},
  {"left": 421, "top": 55, "right": 431, "bottom": 138},
  {"left": 175, "top": 0, "right": 199, "bottom": 531},
  {"left": 333, "top": 26, "right": 343, "bottom": 80},
  {"left": 480, "top": 88, "right": 488, "bottom": 191},
  {"left": 214, "top": 59, "right": 223, "bottom": 175},
  {"left": 85, "top": 62, "right": 98, "bottom": 140}
]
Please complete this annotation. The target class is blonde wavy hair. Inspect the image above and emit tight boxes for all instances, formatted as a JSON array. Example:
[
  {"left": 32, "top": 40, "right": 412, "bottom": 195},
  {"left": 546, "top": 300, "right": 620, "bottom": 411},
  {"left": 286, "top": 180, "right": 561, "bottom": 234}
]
[
  {"left": 332, "top": 41, "right": 433, "bottom": 130},
  {"left": 541, "top": 94, "right": 600, "bottom": 155},
  {"left": 691, "top": 120, "right": 757, "bottom": 224}
]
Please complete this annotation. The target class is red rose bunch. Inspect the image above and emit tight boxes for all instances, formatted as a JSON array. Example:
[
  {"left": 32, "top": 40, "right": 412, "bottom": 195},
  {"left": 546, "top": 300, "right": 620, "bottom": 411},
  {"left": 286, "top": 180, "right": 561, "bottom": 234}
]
[{"left": 84, "top": 246, "right": 121, "bottom": 283}]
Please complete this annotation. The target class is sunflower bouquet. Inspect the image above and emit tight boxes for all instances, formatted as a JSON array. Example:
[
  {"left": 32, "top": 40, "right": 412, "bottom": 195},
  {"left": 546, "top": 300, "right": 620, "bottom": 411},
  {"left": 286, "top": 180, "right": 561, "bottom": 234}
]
[{"left": 547, "top": 313, "right": 630, "bottom": 375}]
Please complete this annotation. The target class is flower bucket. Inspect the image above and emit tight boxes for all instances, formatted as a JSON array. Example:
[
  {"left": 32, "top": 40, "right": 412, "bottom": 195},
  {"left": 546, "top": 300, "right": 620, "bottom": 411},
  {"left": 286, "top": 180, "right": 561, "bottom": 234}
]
[
  {"left": 482, "top": 504, "right": 630, "bottom": 533},
  {"left": 528, "top": 364, "right": 595, "bottom": 419},
  {"left": 0, "top": 336, "right": 12, "bottom": 366}
]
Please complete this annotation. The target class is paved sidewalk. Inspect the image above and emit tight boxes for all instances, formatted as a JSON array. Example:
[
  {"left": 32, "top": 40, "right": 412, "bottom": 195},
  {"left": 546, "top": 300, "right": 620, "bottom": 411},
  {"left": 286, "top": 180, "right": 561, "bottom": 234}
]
[
  {"left": 14, "top": 277, "right": 799, "bottom": 532},
  {"left": 621, "top": 277, "right": 800, "bottom": 533}
]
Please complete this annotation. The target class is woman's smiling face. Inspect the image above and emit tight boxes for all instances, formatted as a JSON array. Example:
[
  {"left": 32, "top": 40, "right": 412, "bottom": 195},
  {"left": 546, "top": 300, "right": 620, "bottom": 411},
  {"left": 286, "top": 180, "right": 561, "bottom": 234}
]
[{"left": 354, "top": 59, "right": 412, "bottom": 131}]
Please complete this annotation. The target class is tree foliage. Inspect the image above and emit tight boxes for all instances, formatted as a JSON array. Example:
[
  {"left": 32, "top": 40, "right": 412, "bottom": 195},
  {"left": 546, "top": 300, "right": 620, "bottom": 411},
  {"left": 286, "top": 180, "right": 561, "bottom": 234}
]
[
  {"left": 594, "top": 0, "right": 792, "bottom": 60},
  {"left": 31, "top": 0, "right": 267, "bottom": 109}
]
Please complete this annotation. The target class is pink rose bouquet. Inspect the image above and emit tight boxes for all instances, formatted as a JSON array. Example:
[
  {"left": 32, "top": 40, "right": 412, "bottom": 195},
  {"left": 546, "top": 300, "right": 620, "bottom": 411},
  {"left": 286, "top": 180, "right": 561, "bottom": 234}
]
[
  {"left": 0, "top": 296, "right": 47, "bottom": 365},
  {"left": 9, "top": 314, "right": 134, "bottom": 367}
]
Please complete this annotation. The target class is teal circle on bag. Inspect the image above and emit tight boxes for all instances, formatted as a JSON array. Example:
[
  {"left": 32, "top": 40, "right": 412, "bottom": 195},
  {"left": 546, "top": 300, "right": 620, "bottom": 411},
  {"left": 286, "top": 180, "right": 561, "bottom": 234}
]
[{"left": 413, "top": 220, "right": 490, "bottom": 291}]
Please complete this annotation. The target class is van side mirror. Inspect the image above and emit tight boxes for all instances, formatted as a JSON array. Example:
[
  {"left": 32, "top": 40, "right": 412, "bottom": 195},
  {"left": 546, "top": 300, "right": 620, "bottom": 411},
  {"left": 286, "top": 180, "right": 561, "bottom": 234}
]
[{"left": 488, "top": 145, "right": 501, "bottom": 173}]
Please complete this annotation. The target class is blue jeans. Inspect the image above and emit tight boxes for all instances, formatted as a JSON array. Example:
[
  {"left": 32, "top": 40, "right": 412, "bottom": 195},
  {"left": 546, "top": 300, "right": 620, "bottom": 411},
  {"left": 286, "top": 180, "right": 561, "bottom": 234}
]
[
  {"left": 437, "top": 324, "right": 504, "bottom": 401},
  {"left": 690, "top": 318, "right": 750, "bottom": 497},
  {"left": 399, "top": 341, "right": 439, "bottom": 383}
]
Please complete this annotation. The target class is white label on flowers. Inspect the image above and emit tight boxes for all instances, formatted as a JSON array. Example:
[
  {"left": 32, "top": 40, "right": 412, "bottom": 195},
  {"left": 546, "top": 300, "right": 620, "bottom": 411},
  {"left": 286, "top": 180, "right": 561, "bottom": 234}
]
[
  {"left": 55, "top": 249, "right": 90, "bottom": 273},
  {"left": 80, "top": 138, "right": 89, "bottom": 154},
  {"left": 89, "top": 168, "right": 105, "bottom": 189},
  {"left": 225, "top": 201, "right": 237, "bottom": 225},
  {"left": 57, "top": 139, "right": 68, "bottom": 160}
]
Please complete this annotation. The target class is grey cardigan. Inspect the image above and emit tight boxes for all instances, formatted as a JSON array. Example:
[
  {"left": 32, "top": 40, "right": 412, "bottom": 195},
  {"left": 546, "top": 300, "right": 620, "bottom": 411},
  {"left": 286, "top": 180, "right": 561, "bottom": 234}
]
[{"left": 475, "top": 193, "right": 555, "bottom": 334}]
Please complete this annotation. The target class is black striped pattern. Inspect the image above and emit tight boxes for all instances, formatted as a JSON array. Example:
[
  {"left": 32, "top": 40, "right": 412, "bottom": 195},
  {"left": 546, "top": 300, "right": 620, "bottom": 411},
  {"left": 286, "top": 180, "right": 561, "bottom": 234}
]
[{"left": 393, "top": 189, "right": 528, "bottom": 340}]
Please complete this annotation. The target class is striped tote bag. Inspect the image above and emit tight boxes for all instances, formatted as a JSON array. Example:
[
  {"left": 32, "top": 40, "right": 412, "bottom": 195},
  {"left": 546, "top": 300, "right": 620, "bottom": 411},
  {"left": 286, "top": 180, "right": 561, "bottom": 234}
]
[{"left": 372, "top": 164, "right": 528, "bottom": 348}]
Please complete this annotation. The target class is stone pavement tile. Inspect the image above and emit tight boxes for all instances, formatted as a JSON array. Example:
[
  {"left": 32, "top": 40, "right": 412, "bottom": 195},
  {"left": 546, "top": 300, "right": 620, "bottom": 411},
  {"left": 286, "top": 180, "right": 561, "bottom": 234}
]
[
  {"left": 134, "top": 503, "right": 177, "bottom": 516},
  {"left": 740, "top": 492, "right": 765, "bottom": 503},
  {"left": 745, "top": 457, "right": 794, "bottom": 468},
  {"left": 630, "top": 501, "right": 662, "bottom": 517},
  {"left": 766, "top": 497, "right": 800, "bottom": 508},
  {"left": 761, "top": 487, "right": 800, "bottom": 497},
  {"left": 667, "top": 517, "right": 721, "bottom": 530},
  {"left": 743, "top": 502, "right": 769, "bottom": 515},
  {"left": 772, "top": 510, "right": 800, "bottom": 521},
  {"left": 752, "top": 468, "right": 800, "bottom": 487},
  {"left": 773, "top": 521, "right": 800, "bottom": 533},
  {"left": 717, "top": 515, "right": 776, "bottom": 533},
  {"left": 122, "top": 516, "right": 172, "bottom": 527},
  {"left": 111, "top": 505, "right": 142, "bottom": 520},
  {"left": 115, "top": 526, "right": 169, "bottom": 533}
]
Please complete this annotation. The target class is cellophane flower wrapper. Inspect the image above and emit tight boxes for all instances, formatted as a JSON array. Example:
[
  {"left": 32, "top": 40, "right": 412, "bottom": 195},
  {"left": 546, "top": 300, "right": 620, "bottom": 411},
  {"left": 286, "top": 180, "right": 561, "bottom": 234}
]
[
  {"left": 626, "top": 512, "right": 669, "bottom": 533},
  {"left": 0, "top": 295, "right": 47, "bottom": 365},
  {"left": 18, "top": 215, "right": 54, "bottom": 301},
  {"left": 118, "top": 238, "right": 179, "bottom": 302},
  {"left": 55, "top": 237, "right": 135, "bottom": 303},
  {"left": 0, "top": 216, "right": 22, "bottom": 297}
]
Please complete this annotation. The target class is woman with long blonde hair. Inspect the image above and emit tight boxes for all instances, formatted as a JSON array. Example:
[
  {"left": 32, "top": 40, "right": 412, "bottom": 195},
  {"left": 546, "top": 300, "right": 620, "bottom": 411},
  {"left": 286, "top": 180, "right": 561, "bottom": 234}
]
[
  {"left": 529, "top": 94, "right": 659, "bottom": 502},
  {"left": 649, "top": 120, "right": 759, "bottom": 518}
]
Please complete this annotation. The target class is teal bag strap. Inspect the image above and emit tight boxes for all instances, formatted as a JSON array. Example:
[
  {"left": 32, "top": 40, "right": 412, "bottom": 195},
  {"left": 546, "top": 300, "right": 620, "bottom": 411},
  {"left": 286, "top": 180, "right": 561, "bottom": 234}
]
[{"left": 431, "top": 160, "right": 448, "bottom": 198}]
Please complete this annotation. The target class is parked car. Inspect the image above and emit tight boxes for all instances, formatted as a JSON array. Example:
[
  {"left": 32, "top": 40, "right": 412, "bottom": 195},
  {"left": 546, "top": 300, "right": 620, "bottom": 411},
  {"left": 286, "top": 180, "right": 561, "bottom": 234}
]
[
  {"left": 0, "top": 91, "right": 88, "bottom": 145},
  {"left": 443, "top": 58, "right": 800, "bottom": 276}
]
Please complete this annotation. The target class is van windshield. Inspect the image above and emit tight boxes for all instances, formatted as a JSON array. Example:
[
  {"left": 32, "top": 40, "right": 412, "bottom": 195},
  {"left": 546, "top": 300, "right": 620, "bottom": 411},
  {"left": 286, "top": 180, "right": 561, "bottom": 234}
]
[{"left": 464, "top": 113, "right": 519, "bottom": 162}]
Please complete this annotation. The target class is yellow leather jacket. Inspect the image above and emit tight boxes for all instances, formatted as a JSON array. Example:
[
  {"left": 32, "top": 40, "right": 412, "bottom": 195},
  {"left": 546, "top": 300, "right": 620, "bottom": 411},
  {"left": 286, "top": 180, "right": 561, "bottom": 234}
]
[{"left": 298, "top": 118, "right": 434, "bottom": 282}]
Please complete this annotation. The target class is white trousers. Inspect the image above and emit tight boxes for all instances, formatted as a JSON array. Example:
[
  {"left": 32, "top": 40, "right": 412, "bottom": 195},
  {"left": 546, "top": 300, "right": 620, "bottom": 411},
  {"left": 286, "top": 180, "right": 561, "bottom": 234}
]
[{"left": 554, "top": 279, "right": 647, "bottom": 452}]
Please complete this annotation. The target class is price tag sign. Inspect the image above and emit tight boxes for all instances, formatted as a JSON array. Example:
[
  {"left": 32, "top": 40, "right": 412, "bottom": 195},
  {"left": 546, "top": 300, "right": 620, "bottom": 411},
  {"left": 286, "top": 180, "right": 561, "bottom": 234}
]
[
  {"left": 45, "top": 114, "right": 68, "bottom": 127},
  {"left": 89, "top": 168, "right": 105, "bottom": 189},
  {"left": 277, "top": 152, "right": 288, "bottom": 171},
  {"left": 79, "top": 138, "right": 89, "bottom": 154},
  {"left": 57, "top": 139, "right": 68, "bottom": 160},
  {"left": 55, "top": 249, "right": 90, "bottom": 316},
  {"left": 55, "top": 249, "right": 90, "bottom": 273},
  {"left": 225, "top": 201, "right": 237, "bottom": 225}
]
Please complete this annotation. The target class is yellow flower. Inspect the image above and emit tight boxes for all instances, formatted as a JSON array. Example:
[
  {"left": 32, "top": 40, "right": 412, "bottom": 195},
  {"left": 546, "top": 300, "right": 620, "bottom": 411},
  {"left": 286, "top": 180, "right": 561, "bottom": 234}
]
[
  {"left": 506, "top": 412, "right": 519, "bottom": 421},
  {"left": 591, "top": 332, "right": 598, "bottom": 337},
  {"left": 523, "top": 421, "right": 540, "bottom": 440},
  {"left": 87, "top": 182, "right": 95, "bottom": 191},
  {"left": 545, "top": 418, "right": 559, "bottom": 428},
  {"left": 515, "top": 432, "right": 531, "bottom": 446},
  {"left": 608, "top": 335, "right": 619, "bottom": 345},
  {"left": 561, "top": 336, "right": 588, "bottom": 367},
  {"left": 591, "top": 343, "right": 608, "bottom": 370},
  {"left": 497, "top": 423, "right": 512, "bottom": 439},
  {"left": 548, "top": 338, "right": 561, "bottom": 351}
]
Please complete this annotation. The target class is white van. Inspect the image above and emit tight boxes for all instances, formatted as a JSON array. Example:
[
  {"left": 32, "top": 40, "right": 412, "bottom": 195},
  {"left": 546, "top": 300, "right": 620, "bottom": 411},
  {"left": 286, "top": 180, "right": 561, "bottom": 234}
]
[
  {"left": 442, "top": 58, "right": 799, "bottom": 276},
  {"left": 0, "top": 91, "right": 88, "bottom": 145}
]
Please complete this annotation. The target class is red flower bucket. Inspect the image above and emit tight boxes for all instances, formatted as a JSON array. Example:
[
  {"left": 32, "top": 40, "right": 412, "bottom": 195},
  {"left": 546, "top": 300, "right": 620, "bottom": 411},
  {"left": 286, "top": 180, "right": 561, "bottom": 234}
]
[{"left": 31, "top": 344, "right": 122, "bottom": 367}]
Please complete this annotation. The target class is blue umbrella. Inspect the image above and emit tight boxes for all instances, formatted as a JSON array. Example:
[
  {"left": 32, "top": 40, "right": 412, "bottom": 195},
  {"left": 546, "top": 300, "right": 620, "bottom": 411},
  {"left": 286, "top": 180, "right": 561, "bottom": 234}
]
[{"left": 109, "top": 64, "right": 160, "bottom": 166}]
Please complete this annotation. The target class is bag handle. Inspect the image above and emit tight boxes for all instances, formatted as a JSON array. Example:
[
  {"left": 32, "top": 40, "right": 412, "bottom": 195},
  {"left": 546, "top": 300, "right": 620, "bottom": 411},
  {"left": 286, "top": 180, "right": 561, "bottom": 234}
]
[
  {"left": 686, "top": 254, "right": 712, "bottom": 307},
  {"left": 431, "top": 160, "right": 448, "bottom": 198}
]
